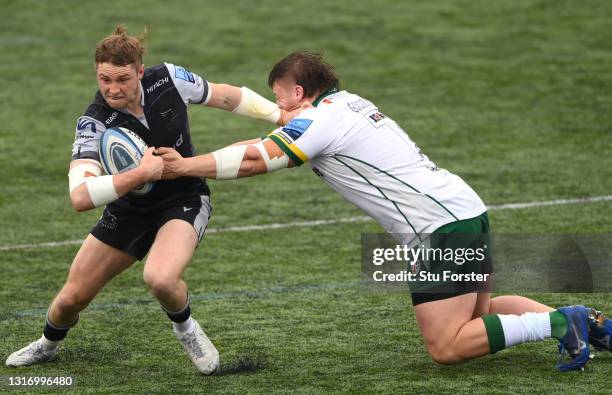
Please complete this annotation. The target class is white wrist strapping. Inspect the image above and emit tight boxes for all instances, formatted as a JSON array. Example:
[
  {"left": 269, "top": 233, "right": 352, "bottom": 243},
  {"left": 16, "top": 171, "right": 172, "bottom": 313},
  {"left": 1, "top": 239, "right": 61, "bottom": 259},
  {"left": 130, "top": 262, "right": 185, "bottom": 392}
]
[
  {"left": 85, "top": 175, "right": 119, "bottom": 207},
  {"left": 68, "top": 160, "right": 102, "bottom": 192},
  {"left": 253, "top": 141, "right": 288, "bottom": 172},
  {"left": 232, "top": 86, "right": 281, "bottom": 124},
  {"left": 212, "top": 145, "right": 248, "bottom": 179}
]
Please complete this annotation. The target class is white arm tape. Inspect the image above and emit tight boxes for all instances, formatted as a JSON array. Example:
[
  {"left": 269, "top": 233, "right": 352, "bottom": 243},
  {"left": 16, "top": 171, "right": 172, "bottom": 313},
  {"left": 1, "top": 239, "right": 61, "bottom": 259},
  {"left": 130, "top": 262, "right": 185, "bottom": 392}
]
[
  {"left": 232, "top": 86, "right": 281, "bottom": 124},
  {"left": 85, "top": 175, "right": 119, "bottom": 207},
  {"left": 253, "top": 141, "right": 289, "bottom": 172},
  {"left": 68, "top": 160, "right": 103, "bottom": 192},
  {"left": 212, "top": 145, "right": 248, "bottom": 179}
]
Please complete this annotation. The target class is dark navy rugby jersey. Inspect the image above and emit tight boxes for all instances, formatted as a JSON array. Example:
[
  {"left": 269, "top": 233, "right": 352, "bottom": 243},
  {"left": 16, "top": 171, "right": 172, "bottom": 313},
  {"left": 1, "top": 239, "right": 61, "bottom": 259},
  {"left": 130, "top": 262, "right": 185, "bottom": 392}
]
[{"left": 71, "top": 63, "right": 211, "bottom": 213}]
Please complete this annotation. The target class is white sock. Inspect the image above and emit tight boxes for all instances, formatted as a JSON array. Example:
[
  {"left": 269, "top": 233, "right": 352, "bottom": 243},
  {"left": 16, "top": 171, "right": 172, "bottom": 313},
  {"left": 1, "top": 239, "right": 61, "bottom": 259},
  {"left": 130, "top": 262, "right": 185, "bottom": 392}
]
[
  {"left": 498, "top": 312, "right": 552, "bottom": 347},
  {"left": 39, "top": 335, "right": 61, "bottom": 351},
  {"left": 173, "top": 316, "right": 196, "bottom": 335}
]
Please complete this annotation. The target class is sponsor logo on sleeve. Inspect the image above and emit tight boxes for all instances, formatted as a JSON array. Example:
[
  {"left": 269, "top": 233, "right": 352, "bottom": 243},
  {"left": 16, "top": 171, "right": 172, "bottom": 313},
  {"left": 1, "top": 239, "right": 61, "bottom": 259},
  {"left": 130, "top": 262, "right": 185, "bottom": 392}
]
[
  {"left": 77, "top": 116, "right": 105, "bottom": 137},
  {"left": 175, "top": 66, "right": 195, "bottom": 83},
  {"left": 74, "top": 116, "right": 105, "bottom": 158},
  {"left": 282, "top": 118, "right": 313, "bottom": 140},
  {"left": 365, "top": 109, "right": 387, "bottom": 128}
]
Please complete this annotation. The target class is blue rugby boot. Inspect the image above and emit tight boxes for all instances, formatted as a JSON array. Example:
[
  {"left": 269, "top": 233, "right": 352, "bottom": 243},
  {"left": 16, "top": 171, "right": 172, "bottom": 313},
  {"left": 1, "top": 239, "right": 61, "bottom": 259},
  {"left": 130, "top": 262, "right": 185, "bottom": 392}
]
[
  {"left": 556, "top": 305, "right": 591, "bottom": 372},
  {"left": 587, "top": 308, "right": 611, "bottom": 352}
]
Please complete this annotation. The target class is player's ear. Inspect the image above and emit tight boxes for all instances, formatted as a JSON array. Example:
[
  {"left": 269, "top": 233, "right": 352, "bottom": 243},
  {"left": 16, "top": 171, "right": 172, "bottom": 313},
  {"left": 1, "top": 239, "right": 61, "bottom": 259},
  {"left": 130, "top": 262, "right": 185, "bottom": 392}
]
[
  {"left": 295, "top": 85, "right": 305, "bottom": 101},
  {"left": 137, "top": 63, "right": 144, "bottom": 79}
]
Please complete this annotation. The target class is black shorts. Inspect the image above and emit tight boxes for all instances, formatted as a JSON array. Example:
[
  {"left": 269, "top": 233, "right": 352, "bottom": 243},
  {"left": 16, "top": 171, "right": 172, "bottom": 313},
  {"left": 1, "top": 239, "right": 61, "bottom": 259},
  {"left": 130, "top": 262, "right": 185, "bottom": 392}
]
[
  {"left": 90, "top": 195, "right": 212, "bottom": 261},
  {"left": 410, "top": 212, "right": 493, "bottom": 306}
]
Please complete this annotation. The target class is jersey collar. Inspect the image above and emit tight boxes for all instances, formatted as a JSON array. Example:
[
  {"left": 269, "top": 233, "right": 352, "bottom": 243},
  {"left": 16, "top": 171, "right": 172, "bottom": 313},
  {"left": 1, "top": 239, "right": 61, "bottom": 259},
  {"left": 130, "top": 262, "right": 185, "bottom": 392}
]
[
  {"left": 312, "top": 87, "right": 339, "bottom": 107},
  {"left": 139, "top": 81, "right": 145, "bottom": 106}
]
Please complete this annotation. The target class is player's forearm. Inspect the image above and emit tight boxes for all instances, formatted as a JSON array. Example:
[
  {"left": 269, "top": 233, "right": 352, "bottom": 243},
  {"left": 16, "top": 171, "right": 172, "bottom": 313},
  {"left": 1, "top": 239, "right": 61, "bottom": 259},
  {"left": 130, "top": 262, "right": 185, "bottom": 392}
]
[
  {"left": 69, "top": 167, "right": 151, "bottom": 212},
  {"left": 160, "top": 140, "right": 287, "bottom": 180},
  {"left": 205, "top": 83, "right": 242, "bottom": 111},
  {"left": 113, "top": 167, "right": 153, "bottom": 195},
  {"left": 179, "top": 150, "right": 266, "bottom": 179},
  {"left": 207, "top": 83, "right": 286, "bottom": 125},
  {"left": 181, "top": 154, "right": 218, "bottom": 179}
]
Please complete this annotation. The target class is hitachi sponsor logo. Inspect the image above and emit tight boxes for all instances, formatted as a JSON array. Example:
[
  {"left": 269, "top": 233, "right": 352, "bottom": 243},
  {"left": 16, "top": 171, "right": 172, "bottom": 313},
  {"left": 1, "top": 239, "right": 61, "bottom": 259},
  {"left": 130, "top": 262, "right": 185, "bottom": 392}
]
[
  {"left": 105, "top": 111, "right": 118, "bottom": 124},
  {"left": 147, "top": 77, "right": 169, "bottom": 94}
]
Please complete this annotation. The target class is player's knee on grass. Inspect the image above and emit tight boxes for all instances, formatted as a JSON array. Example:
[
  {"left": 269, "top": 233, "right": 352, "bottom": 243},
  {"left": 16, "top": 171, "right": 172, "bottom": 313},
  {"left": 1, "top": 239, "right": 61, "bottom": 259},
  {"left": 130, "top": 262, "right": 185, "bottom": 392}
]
[{"left": 425, "top": 340, "right": 464, "bottom": 365}]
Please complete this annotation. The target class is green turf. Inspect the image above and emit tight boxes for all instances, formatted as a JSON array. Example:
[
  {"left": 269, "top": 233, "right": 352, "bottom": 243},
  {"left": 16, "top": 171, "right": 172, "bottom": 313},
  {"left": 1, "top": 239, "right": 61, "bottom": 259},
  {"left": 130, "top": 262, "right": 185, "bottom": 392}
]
[{"left": 1, "top": 0, "right": 611, "bottom": 393}]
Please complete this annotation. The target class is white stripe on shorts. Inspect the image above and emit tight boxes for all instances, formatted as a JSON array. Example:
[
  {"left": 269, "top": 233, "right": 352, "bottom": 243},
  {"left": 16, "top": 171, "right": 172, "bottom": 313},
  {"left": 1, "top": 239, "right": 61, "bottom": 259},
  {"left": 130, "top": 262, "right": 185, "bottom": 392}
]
[{"left": 193, "top": 195, "right": 212, "bottom": 242}]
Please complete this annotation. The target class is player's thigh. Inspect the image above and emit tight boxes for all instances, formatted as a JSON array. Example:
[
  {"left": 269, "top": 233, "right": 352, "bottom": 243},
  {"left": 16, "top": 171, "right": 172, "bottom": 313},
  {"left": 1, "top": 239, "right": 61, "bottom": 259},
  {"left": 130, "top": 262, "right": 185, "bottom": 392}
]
[
  {"left": 63, "top": 234, "right": 137, "bottom": 298},
  {"left": 144, "top": 196, "right": 211, "bottom": 281},
  {"left": 414, "top": 292, "right": 478, "bottom": 348},
  {"left": 144, "top": 219, "right": 199, "bottom": 281}
]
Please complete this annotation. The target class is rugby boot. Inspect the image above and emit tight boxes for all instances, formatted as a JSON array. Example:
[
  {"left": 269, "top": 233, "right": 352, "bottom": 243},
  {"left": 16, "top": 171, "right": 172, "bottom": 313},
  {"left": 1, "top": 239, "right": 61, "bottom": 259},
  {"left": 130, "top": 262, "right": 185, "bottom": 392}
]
[
  {"left": 175, "top": 320, "right": 219, "bottom": 375},
  {"left": 556, "top": 305, "right": 591, "bottom": 372},
  {"left": 587, "top": 308, "right": 612, "bottom": 352},
  {"left": 6, "top": 336, "right": 57, "bottom": 367}
]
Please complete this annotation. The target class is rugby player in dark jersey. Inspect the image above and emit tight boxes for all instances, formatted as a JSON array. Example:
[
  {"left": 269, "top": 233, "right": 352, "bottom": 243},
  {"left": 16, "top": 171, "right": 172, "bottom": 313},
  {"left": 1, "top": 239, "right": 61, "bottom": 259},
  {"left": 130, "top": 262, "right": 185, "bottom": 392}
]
[{"left": 5, "top": 25, "right": 302, "bottom": 375}]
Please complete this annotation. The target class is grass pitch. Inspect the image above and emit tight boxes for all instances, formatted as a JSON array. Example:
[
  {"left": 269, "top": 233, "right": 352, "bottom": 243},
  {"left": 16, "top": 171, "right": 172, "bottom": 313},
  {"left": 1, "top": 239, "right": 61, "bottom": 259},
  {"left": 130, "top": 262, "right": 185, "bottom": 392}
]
[{"left": 1, "top": 0, "right": 611, "bottom": 393}]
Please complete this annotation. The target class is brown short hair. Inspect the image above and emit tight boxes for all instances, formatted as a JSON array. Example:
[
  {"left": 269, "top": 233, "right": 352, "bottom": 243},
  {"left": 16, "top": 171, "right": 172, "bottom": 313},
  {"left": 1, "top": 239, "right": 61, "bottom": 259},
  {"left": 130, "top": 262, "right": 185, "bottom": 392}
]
[
  {"left": 268, "top": 51, "right": 339, "bottom": 98},
  {"left": 95, "top": 25, "right": 147, "bottom": 67}
]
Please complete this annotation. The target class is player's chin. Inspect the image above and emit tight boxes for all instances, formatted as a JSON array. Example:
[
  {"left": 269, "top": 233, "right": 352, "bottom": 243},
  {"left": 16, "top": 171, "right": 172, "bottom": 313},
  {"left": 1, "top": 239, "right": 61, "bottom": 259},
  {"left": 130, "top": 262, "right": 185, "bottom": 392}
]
[
  {"left": 277, "top": 101, "right": 292, "bottom": 111},
  {"left": 105, "top": 96, "right": 127, "bottom": 107}
]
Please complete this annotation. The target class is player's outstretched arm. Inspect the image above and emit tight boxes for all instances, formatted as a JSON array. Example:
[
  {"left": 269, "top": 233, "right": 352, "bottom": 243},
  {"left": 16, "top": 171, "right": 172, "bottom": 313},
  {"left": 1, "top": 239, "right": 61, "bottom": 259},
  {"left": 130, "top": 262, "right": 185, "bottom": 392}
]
[
  {"left": 157, "top": 139, "right": 293, "bottom": 180},
  {"left": 68, "top": 148, "right": 163, "bottom": 212},
  {"left": 204, "top": 83, "right": 301, "bottom": 126}
]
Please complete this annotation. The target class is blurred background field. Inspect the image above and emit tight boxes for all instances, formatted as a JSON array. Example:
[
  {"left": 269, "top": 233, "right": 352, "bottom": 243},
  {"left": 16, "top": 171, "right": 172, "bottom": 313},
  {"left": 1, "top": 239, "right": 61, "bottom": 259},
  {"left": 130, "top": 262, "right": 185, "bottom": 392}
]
[{"left": 0, "top": 0, "right": 611, "bottom": 393}]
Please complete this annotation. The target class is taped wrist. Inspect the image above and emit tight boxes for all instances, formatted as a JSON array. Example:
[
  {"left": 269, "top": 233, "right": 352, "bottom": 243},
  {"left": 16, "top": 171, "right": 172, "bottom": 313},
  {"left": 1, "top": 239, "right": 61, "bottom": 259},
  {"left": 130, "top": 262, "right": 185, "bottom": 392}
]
[
  {"left": 212, "top": 145, "right": 248, "bottom": 179},
  {"left": 232, "top": 86, "right": 281, "bottom": 124},
  {"left": 86, "top": 175, "right": 119, "bottom": 207},
  {"left": 253, "top": 141, "right": 288, "bottom": 172}
]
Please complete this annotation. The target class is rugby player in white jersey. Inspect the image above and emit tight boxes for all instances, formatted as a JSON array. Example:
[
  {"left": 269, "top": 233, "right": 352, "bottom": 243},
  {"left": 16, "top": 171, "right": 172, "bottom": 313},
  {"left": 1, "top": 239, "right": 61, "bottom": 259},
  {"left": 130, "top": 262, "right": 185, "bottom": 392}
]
[
  {"left": 5, "top": 27, "right": 303, "bottom": 375},
  {"left": 157, "top": 51, "right": 612, "bottom": 371}
]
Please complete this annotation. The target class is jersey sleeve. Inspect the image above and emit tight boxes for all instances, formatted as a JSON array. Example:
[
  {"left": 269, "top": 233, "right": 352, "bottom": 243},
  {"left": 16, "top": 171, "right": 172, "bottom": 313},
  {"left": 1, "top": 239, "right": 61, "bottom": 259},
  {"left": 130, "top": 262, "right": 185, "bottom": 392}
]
[
  {"left": 165, "top": 62, "right": 210, "bottom": 105},
  {"left": 267, "top": 109, "right": 339, "bottom": 166},
  {"left": 71, "top": 116, "right": 106, "bottom": 161}
]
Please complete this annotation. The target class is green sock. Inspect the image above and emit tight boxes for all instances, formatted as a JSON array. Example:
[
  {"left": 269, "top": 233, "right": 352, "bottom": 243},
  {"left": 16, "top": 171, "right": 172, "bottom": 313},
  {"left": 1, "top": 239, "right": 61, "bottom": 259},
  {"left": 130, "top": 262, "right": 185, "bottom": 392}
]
[
  {"left": 550, "top": 311, "right": 568, "bottom": 339},
  {"left": 482, "top": 315, "right": 506, "bottom": 353}
]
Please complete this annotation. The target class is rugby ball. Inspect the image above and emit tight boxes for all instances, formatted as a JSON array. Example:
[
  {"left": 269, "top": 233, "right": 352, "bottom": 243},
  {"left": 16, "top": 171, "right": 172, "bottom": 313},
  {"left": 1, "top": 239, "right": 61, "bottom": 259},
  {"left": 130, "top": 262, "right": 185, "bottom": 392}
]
[{"left": 98, "top": 127, "right": 154, "bottom": 195}]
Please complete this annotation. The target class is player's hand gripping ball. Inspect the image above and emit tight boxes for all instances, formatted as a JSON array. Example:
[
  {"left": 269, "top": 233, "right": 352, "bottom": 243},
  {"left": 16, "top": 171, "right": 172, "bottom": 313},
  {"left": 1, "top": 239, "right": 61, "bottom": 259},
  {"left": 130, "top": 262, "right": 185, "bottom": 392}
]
[{"left": 98, "top": 127, "right": 154, "bottom": 195}]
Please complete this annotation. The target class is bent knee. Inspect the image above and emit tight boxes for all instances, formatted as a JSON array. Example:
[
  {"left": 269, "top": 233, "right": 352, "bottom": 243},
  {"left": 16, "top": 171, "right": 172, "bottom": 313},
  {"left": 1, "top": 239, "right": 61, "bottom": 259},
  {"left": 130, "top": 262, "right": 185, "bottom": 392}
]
[
  {"left": 426, "top": 343, "right": 464, "bottom": 365},
  {"left": 143, "top": 271, "right": 178, "bottom": 298},
  {"left": 54, "top": 289, "right": 90, "bottom": 313}
]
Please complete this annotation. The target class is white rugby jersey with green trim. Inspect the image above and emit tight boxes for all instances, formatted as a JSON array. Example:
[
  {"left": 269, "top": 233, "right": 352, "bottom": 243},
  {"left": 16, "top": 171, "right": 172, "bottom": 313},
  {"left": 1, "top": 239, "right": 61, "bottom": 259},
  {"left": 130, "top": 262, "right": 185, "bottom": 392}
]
[{"left": 267, "top": 90, "right": 487, "bottom": 244}]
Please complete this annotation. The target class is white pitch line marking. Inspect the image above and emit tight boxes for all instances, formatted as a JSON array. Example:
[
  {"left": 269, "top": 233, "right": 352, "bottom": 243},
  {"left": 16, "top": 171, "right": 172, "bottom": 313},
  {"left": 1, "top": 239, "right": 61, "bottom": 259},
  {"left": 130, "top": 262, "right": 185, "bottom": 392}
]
[{"left": 1, "top": 195, "right": 611, "bottom": 251}]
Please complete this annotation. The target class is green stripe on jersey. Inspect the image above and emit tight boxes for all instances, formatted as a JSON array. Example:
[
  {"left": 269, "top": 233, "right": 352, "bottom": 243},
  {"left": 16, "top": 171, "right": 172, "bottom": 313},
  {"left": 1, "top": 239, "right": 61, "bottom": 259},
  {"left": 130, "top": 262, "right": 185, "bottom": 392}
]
[
  {"left": 333, "top": 156, "right": 421, "bottom": 240},
  {"left": 269, "top": 134, "right": 304, "bottom": 166},
  {"left": 335, "top": 154, "right": 459, "bottom": 220}
]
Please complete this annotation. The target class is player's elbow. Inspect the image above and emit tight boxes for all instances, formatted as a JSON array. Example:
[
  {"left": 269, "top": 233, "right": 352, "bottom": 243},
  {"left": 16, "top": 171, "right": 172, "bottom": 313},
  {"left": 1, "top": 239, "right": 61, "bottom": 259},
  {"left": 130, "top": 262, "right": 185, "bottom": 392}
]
[{"left": 69, "top": 190, "right": 93, "bottom": 212}]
